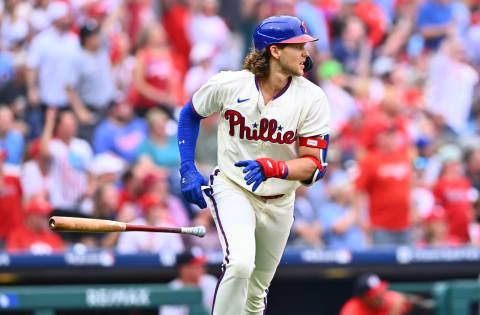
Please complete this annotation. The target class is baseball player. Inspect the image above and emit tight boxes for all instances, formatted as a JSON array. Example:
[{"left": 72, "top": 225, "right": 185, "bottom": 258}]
[{"left": 177, "top": 15, "right": 330, "bottom": 315}]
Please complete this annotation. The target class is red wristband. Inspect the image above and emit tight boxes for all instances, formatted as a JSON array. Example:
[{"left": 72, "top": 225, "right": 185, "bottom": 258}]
[{"left": 256, "top": 158, "right": 289, "bottom": 179}]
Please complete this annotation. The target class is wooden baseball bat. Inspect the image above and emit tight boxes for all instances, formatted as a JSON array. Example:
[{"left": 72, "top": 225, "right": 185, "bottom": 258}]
[{"left": 48, "top": 216, "right": 206, "bottom": 238}]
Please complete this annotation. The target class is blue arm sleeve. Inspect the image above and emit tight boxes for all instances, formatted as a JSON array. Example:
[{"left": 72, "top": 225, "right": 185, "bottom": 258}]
[{"left": 178, "top": 101, "right": 204, "bottom": 164}]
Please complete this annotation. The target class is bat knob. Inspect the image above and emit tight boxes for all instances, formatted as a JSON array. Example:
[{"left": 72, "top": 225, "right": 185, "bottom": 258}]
[
  {"left": 182, "top": 226, "right": 206, "bottom": 238},
  {"left": 192, "top": 226, "right": 206, "bottom": 238}
]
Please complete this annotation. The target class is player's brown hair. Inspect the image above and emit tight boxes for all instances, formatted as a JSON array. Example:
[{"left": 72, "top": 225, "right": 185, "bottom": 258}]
[
  {"left": 243, "top": 44, "right": 287, "bottom": 79},
  {"left": 242, "top": 48, "right": 270, "bottom": 79}
]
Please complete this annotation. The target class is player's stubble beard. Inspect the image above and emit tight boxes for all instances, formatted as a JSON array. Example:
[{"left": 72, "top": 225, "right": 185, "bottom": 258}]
[{"left": 277, "top": 54, "right": 304, "bottom": 77}]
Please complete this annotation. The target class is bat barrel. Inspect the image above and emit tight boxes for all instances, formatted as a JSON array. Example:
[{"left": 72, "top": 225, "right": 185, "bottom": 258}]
[{"left": 49, "top": 216, "right": 126, "bottom": 233}]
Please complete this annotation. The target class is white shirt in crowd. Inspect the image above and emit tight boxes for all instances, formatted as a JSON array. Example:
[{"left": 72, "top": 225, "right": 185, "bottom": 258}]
[
  {"left": 184, "top": 64, "right": 217, "bottom": 98},
  {"left": 1, "top": 13, "right": 29, "bottom": 50},
  {"left": 321, "top": 81, "right": 357, "bottom": 136},
  {"left": 189, "top": 13, "right": 231, "bottom": 70},
  {"left": 116, "top": 218, "right": 184, "bottom": 254},
  {"left": 48, "top": 138, "right": 93, "bottom": 211},
  {"left": 69, "top": 44, "right": 116, "bottom": 109},
  {"left": 159, "top": 275, "right": 218, "bottom": 315},
  {"left": 29, "top": 7, "right": 50, "bottom": 34},
  {"left": 426, "top": 50, "right": 479, "bottom": 135},
  {"left": 20, "top": 160, "right": 51, "bottom": 201},
  {"left": 27, "top": 27, "right": 80, "bottom": 107}
]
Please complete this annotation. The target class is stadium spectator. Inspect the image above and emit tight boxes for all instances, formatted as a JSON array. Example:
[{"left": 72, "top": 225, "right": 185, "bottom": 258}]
[
  {"left": 129, "top": 22, "right": 184, "bottom": 117},
  {"left": 141, "top": 168, "right": 190, "bottom": 229},
  {"left": 295, "top": 0, "right": 330, "bottom": 53},
  {"left": 88, "top": 152, "right": 127, "bottom": 186},
  {"left": 357, "top": 85, "right": 411, "bottom": 155},
  {"left": 189, "top": 0, "right": 232, "bottom": 70},
  {"left": 340, "top": 273, "right": 411, "bottom": 315},
  {"left": 0, "top": 106, "right": 24, "bottom": 165},
  {"left": 411, "top": 158, "right": 435, "bottom": 225},
  {"left": 318, "top": 60, "right": 357, "bottom": 136},
  {"left": 161, "top": 0, "right": 192, "bottom": 79},
  {"left": 354, "top": 123, "right": 414, "bottom": 247},
  {"left": 110, "top": 32, "right": 136, "bottom": 100},
  {"left": 21, "top": 139, "right": 51, "bottom": 201},
  {"left": 40, "top": 108, "right": 93, "bottom": 216},
  {"left": 353, "top": 0, "right": 388, "bottom": 47},
  {"left": 124, "top": 0, "right": 155, "bottom": 45},
  {"left": 184, "top": 44, "right": 218, "bottom": 97},
  {"left": 0, "top": 51, "right": 14, "bottom": 94},
  {"left": 414, "top": 136, "right": 443, "bottom": 186},
  {"left": 159, "top": 249, "right": 217, "bottom": 315},
  {"left": 433, "top": 144, "right": 476, "bottom": 244},
  {"left": 0, "top": 0, "right": 29, "bottom": 51},
  {"left": 0, "top": 149, "right": 22, "bottom": 247},
  {"left": 137, "top": 108, "right": 180, "bottom": 168},
  {"left": 0, "top": 48, "right": 28, "bottom": 111},
  {"left": 418, "top": 206, "right": 451, "bottom": 247},
  {"left": 320, "top": 171, "right": 367, "bottom": 250},
  {"left": 291, "top": 185, "right": 323, "bottom": 247},
  {"left": 93, "top": 99, "right": 147, "bottom": 163},
  {"left": 116, "top": 192, "right": 184, "bottom": 254},
  {"left": 65, "top": 19, "right": 117, "bottom": 141},
  {"left": 425, "top": 37, "right": 478, "bottom": 136},
  {"left": 416, "top": 0, "right": 455, "bottom": 50},
  {"left": 80, "top": 182, "right": 124, "bottom": 248},
  {"left": 26, "top": 1, "right": 79, "bottom": 137},
  {"left": 6, "top": 197, "right": 64, "bottom": 254},
  {"left": 29, "top": 0, "right": 51, "bottom": 35},
  {"left": 465, "top": 147, "right": 480, "bottom": 191},
  {"left": 465, "top": 18, "right": 480, "bottom": 67},
  {"left": 331, "top": 16, "right": 370, "bottom": 75}
]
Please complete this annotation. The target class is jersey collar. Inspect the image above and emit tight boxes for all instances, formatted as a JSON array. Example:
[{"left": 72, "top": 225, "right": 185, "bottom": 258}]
[{"left": 254, "top": 76, "right": 292, "bottom": 100}]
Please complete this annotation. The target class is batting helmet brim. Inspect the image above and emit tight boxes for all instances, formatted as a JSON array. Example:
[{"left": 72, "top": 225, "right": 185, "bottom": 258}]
[{"left": 279, "top": 34, "right": 318, "bottom": 45}]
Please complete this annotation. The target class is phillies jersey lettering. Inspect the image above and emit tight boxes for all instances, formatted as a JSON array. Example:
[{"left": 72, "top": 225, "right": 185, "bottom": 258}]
[
  {"left": 224, "top": 110, "right": 297, "bottom": 144},
  {"left": 192, "top": 70, "right": 330, "bottom": 196}
]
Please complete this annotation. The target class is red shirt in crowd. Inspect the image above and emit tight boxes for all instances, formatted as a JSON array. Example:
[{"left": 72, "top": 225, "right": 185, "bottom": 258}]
[
  {"left": 129, "top": 48, "right": 184, "bottom": 108},
  {"left": 355, "top": 149, "right": 412, "bottom": 230},
  {"left": 162, "top": 4, "right": 191, "bottom": 79},
  {"left": 433, "top": 175, "right": 473, "bottom": 243},
  {"left": 340, "top": 291, "right": 411, "bottom": 315},
  {"left": 358, "top": 109, "right": 411, "bottom": 152},
  {"left": 0, "top": 175, "right": 23, "bottom": 240},
  {"left": 6, "top": 224, "right": 64, "bottom": 253},
  {"left": 353, "top": 0, "right": 388, "bottom": 47}
]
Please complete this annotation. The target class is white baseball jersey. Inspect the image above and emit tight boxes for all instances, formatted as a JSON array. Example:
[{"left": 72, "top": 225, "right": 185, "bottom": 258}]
[{"left": 192, "top": 70, "right": 330, "bottom": 196}]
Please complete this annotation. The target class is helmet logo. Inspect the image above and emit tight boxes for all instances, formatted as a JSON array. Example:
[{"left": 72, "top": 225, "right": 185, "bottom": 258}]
[{"left": 302, "top": 21, "right": 308, "bottom": 33}]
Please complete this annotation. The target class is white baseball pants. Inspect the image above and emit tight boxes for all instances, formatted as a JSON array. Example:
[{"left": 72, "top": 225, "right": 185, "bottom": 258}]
[{"left": 206, "top": 171, "right": 294, "bottom": 315}]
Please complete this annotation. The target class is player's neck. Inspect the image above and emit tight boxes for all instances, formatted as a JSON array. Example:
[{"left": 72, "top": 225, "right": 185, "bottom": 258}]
[{"left": 259, "top": 71, "right": 290, "bottom": 104}]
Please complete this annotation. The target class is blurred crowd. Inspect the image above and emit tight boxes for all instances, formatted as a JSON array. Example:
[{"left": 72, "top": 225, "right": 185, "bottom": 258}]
[{"left": 0, "top": 0, "right": 479, "bottom": 255}]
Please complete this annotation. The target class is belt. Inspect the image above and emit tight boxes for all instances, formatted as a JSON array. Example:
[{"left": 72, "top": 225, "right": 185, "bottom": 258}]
[{"left": 261, "top": 194, "right": 284, "bottom": 200}]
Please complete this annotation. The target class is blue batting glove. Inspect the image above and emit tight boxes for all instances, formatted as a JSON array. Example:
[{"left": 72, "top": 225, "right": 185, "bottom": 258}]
[
  {"left": 180, "top": 162, "right": 209, "bottom": 209},
  {"left": 234, "top": 160, "right": 267, "bottom": 192}
]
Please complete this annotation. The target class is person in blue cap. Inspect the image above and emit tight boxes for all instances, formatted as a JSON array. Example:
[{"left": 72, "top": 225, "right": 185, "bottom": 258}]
[{"left": 177, "top": 15, "right": 331, "bottom": 314}]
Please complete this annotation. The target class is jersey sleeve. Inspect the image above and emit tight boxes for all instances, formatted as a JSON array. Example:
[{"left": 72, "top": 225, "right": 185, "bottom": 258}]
[
  {"left": 191, "top": 72, "right": 225, "bottom": 118},
  {"left": 298, "top": 88, "right": 330, "bottom": 137}
]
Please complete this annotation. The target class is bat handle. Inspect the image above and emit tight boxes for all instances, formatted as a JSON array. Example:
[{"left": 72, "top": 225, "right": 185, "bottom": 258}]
[
  {"left": 181, "top": 226, "right": 206, "bottom": 238},
  {"left": 201, "top": 185, "right": 211, "bottom": 191}
]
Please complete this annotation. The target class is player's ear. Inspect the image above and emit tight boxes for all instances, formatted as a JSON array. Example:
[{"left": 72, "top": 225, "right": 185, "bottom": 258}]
[{"left": 269, "top": 44, "right": 284, "bottom": 59}]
